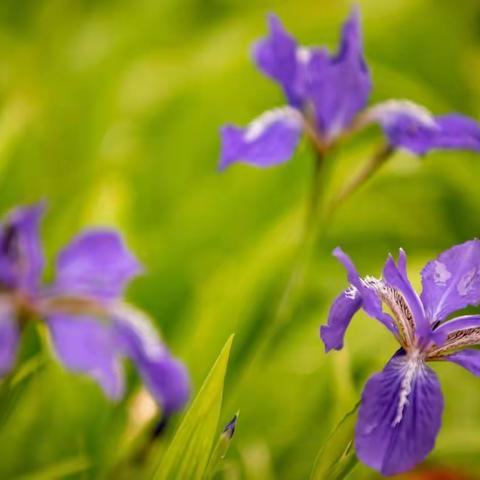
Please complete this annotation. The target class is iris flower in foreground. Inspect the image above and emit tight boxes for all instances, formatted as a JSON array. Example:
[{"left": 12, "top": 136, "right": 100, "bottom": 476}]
[
  {"left": 219, "top": 8, "right": 480, "bottom": 169},
  {"left": 320, "top": 240, "right": 480, "bottom": 475},
  {"left": 0, "top": 203, "right": 189, "bottom": 415}
]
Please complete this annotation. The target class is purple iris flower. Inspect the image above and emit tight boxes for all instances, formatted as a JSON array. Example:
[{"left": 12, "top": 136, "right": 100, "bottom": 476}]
[
  {"left": 320, "top": 240, "right": 480, "bottom": 475},
  {"left": 219, "top": 8, "right": 480, "bottom": 169},
  {"left": 0, "top": 203, "right": 189, "bottom": 415}
]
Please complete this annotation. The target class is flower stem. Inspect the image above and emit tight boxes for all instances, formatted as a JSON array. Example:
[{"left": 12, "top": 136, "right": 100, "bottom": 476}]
[{"left": 324, "top": 143, "right": 395, "bottom": 219}]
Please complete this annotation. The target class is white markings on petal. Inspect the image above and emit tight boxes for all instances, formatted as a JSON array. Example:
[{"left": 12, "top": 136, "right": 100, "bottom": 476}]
[
  {"left": 433, "top": 261, "right": 452, "bottom": 286},
  {"left": 457, "top": 268, "right": 478, "bottom": 296},
  {"left": 244, "top": 107, "right": 303, "bottom": 142},
  {"left": 364, "top": 100, "right": 438, "bottom": 129},
  {"left": 345, "top": 285, "right": 359, "bottom": 300},
  {"left": 296, "top": 47, "right": 312, "bottom": 64},
  {"left": 113, "top": 302, "right": 165, "bottom": 360},
  {"left": 361, "top": 276, "right": 416, "bottom": 348},
  {"left": 392, "top": 353, "right": 423, "bottom": 426}
]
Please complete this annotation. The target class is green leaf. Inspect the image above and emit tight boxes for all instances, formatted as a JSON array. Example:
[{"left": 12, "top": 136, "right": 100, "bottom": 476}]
[
  {"left": 153, "top": 335, "right": 234, "bottom": 480},
  {"left": 310, "top": 403, "right": 359, "bottom": 480}
]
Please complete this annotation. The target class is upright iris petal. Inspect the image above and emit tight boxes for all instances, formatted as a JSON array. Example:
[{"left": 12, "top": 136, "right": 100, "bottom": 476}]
[
  {"left": 0, "top": 203, "right": 45, "bottom": 293},
  {"left": 305, "top": 7, "right": 371, "bottom": 140},
  {"left": 420, "top": 240, "right": 480, "bottom": 323},
  {"left": 54, "top": 229, "right": 142, "bottom": 300},
  {"left": 253, "top": 14, "right": 302, "bottom": 107}
]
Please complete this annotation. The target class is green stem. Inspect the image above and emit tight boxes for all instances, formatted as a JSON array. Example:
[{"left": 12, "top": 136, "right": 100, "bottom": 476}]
[{"left": 324, "top": 143, "right": 395, "bottom": 219}]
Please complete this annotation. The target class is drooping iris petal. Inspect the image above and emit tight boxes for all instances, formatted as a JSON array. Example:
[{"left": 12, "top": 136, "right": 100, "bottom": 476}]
[
  {"left": 113, "top": 304, "right": 190, "bottom": 413},
  {"left": 135, "top": 356, "right": 190, "bottom": 415},
  {"left": 383, "top": 253, "right": 429, "bottom": 340},
  {"left": 444, "top": 349, "right": 480, "bottom": 377},
  {"left": 55, "top": 230, "right": 143, "bottom": 300},
  {"left": 305, "top": 7, "right": 371, "bottom": 140},
  {"left": 0, "top": 302, "right": 19, "bottom": 376},
  {"left": 420, "top": 240, "right": 480, "bottom": 323},
  {"left": 320, "top": 290, "right": 362, "bottom": 352},
  {"left": 253, "top": 14, "right": 303, "bottom": 106},
  {"left": 366, "top": 100, "right": 480, "bottom": 154},
  {"left": 219, "top": 107, "right": 304, "bottom": 170},
  {"left": 356, "top": 352, "right": 443, "bottom": 476},
  {"left": 48, "top": 314, "right": 124, "bottom": 399},
  {"left": 333, "top": 247, "right": 396, "bottom": 333},
  {"left": 0, "top": 203, "right": 45, "bottom": 293}
]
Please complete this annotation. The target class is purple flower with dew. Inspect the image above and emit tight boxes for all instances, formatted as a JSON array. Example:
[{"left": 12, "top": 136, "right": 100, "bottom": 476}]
[
  {"left": 320, "top": 240, "right": 480, "bottom": 475},
  {"left": 0, "top": 203, "right": 189, "bottom": 415},
  {"left": 219, "top": 7, "right": 480, "bottom": 169}
]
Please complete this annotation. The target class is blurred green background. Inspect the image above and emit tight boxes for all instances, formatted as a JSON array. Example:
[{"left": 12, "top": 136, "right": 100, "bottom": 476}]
[{"left": 1, "top": 0, "right": 480, "bottom": 478}]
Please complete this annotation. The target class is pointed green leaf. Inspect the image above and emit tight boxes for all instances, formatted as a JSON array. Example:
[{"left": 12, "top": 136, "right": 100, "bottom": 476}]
[
  {"left": 154, "top": 335, "right": 234, "bottom": 480},
  {"left": 310, "top": 403, "right": 359, "bottom": 480}
]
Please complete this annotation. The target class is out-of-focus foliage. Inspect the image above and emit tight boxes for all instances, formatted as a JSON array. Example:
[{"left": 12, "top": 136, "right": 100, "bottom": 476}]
[{"left": 0, "top": 0, "right": 480, "bottom": 478}]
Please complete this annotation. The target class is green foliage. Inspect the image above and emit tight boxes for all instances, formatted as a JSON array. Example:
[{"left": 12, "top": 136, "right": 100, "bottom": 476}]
[
  {"left": 0, "top": 0, "right": 480, "bottom": 478},
  {"left": 154, "top": 335, "right": 234, "bottom": 480},
  {"left": 311, "top": 403, "right": 359, "bottom": 480}
]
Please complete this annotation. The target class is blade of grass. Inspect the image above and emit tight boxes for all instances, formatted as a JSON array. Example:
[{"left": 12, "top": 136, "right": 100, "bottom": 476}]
[
  {"left": 153, "top": 335, "right": 234, "bottom": 480},
  {"left": 310, "top": 403, "right": 359, "bottom": 480}
]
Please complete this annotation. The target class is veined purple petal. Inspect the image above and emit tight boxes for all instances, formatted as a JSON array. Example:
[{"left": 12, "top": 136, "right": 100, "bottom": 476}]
[
  {"left": 0, "top": 301, "right": 18, "bottom": 376},
  {"left": 356, "top": 352, "right": 443, "bottom": 476},
  {"left": 253, "top": 14, "right": 303, "bottom": 106},
  {"left": 55, "top": 229, "right": 143, "bottom": 300},
  {"left": 0, "top": 203, "right": 45, "bottom": 293},
  {"left": 427, "top": 315, "right": 480, "bottom": 357},
  {"left": 48, "top": 314, "right": 124, "bottom": 399},
  {"left": 366, "top": 100, "right": 480, "bottom": 154},
  {"left": 420, "top": 240, "right": 480, "bottom": 323},
  {"left": 320, "top": 290, "right": 362, "bottom": 352},
  {"left": 305, "top": 7, "right": 371, "bottom": 140},
  {"left": 332, "top": 247, "right": 396, "bottom": 333},
  {"left": 113, "top": 304, "right": 190, "bottom": 413},
  {"left": 443, "top": 349, "right": 480, "bottom": 377},
  {"left": 219, "top": 107, "right": 304, "bottom": 170},
  {"left": 383, "top": 252, "right": 429, "bottom": 340}
]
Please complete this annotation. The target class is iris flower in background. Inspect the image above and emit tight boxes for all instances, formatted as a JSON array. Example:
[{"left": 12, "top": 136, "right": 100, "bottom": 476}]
[
  {"left": 219, "top": 7, "right": 480, "bottom": 169},
  {"left": 0, "top": 203, "right": 189, "bottom": 415},
  {"left": 320, "top": 240, "right": 480, "bottom": 475}
]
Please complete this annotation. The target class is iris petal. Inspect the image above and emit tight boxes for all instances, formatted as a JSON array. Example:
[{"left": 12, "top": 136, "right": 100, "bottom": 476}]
[
  {"left": 320, "top": 290, "right": 362, "bottom": 352},
  {"left": 54, "top": 229, "right": 142, "bottom": 300},
  {"left": 48, "top": 314, "right": 124, "bottom": 399},
  {"left": 333, "top": 247, "right": 396, "bottom": 332},
  {"left": 356, "top": 352, "right": 443, "bottom": 476},
  {"left": 0, "top": 301, "right": 19, "bottom": 376},
  {"left": 365, "top": 100, "right": 480, "bottom": 154},
  {"left": 0, "top": 203, "right": 45, "bottom": 293},
  {"left": 253, "top": 14, "right": 303, "bottom": 107},
  {"left": 305, "top": 7, "right": 371, "bottom": 140},
  {"left": 219, "top": 107, "right": 303, "bottom": 169},
  {"left": 420, "top": 240, "right": 480, "bottom": 323},
  {"left": 113, "top": 305, "right": 190, "bottom": 414}
]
